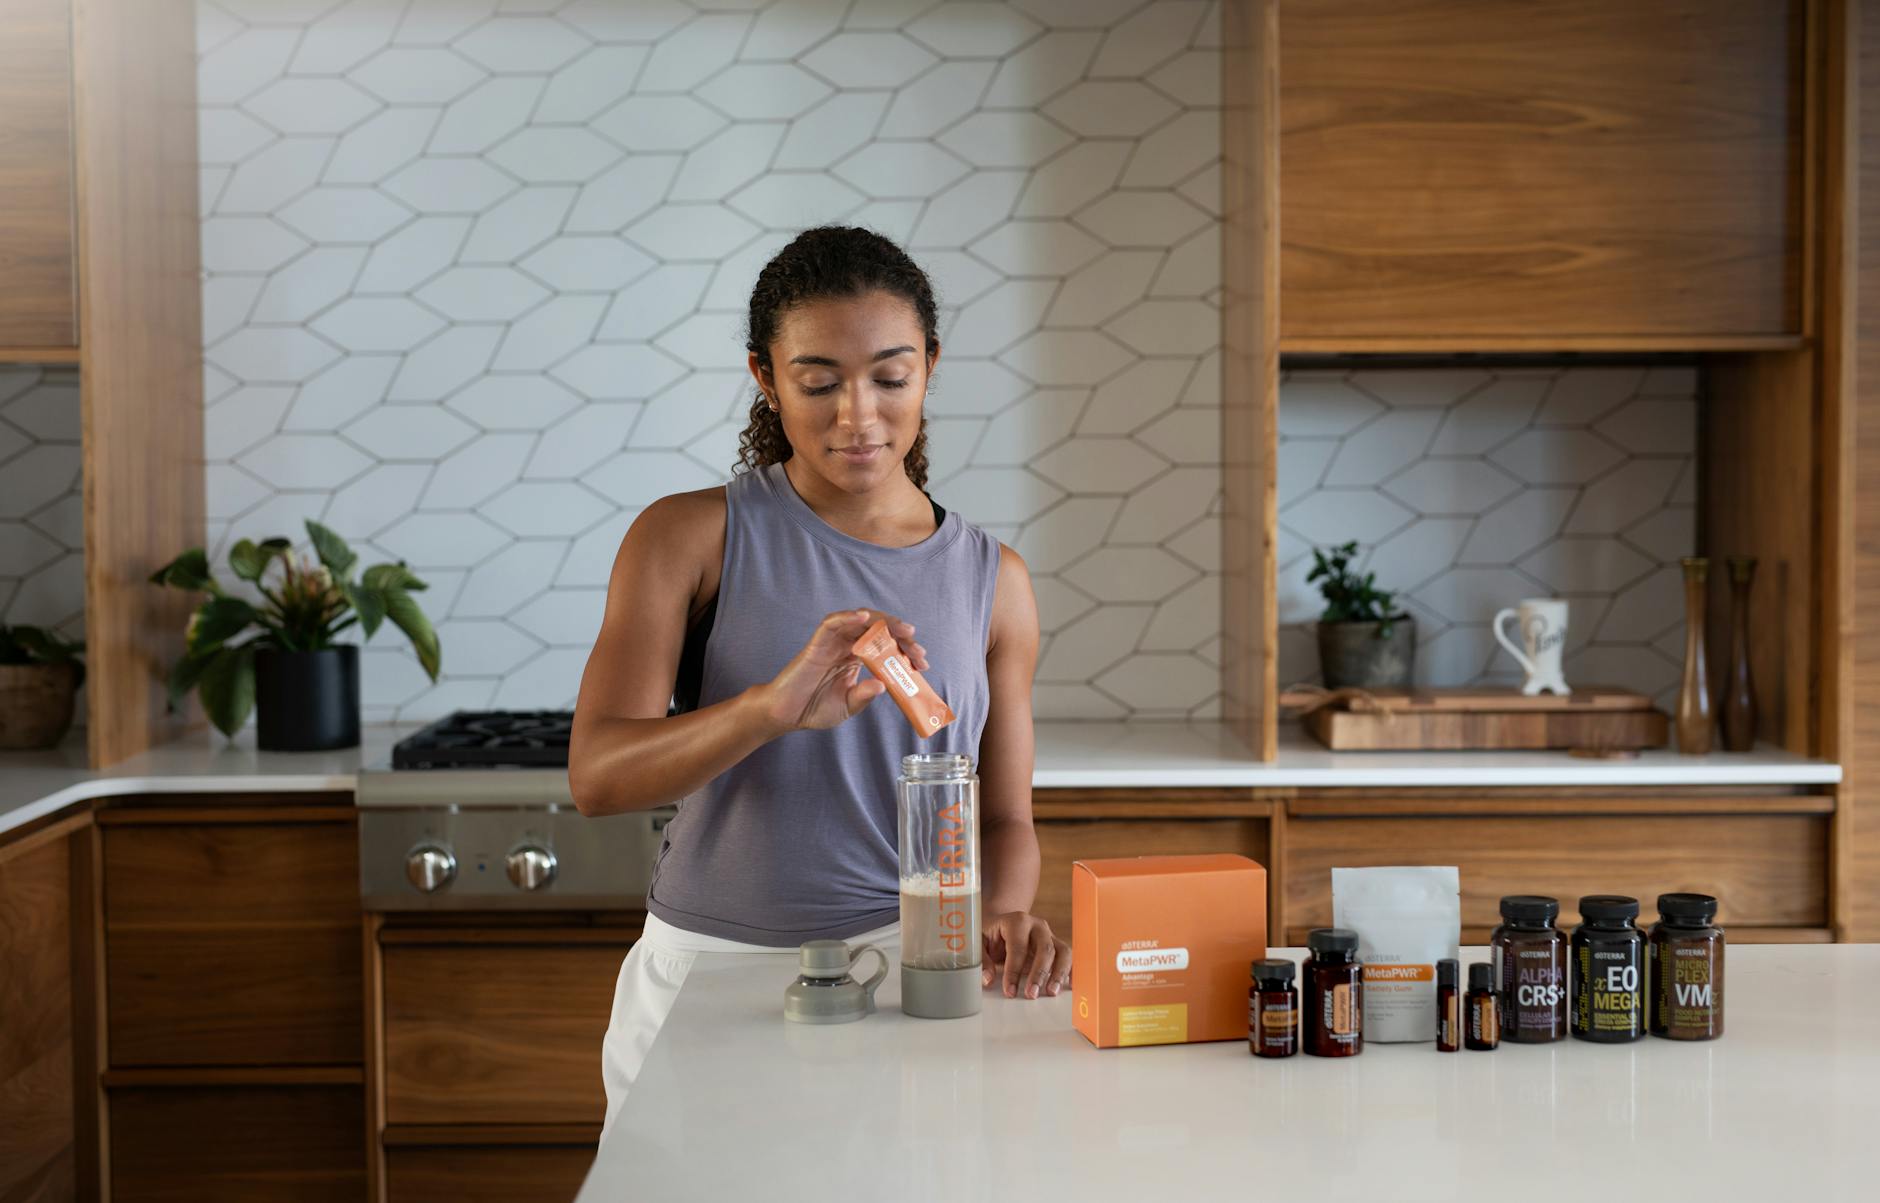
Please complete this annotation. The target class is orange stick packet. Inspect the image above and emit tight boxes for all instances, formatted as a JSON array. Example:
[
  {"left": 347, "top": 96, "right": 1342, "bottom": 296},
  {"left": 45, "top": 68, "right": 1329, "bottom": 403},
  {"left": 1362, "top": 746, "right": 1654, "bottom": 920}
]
[{"left": 850, "top": 619, "right": 955, "bottom": 738}]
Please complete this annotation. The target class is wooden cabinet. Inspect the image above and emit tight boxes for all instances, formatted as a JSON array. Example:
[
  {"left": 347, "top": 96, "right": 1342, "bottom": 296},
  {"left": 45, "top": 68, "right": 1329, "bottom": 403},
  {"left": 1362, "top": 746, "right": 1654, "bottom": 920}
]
[
  {"left": 109, "top": 1085, "right": 364, "bottom": 1202},
  {"left": 1277, "top": 0, "right": 1806, "bottom": 347},
  {"left": 0, "top": 0, "right": 78, "bottom": 350},
  {"left": 0, "top": 818, "right": 82, "bottom": 1203},
  {"left": 385, "top": 1143, "right": 595, "bottom": 1203}
]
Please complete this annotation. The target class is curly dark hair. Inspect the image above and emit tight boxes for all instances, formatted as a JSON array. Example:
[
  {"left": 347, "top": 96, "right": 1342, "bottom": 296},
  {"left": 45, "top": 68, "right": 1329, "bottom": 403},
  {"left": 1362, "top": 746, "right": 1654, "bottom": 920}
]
[{"left": 737, "top": 226, "right": 940, "bottom": 489}]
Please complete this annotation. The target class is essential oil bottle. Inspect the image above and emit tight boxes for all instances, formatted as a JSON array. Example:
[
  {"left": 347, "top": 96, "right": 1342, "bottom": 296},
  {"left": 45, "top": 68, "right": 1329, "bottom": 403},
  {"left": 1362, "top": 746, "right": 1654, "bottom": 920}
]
[
  {"left": 1303, "top": 927, "right": 1363, "bottom": 1057},
  {"left": 1571, "top": 895, "right": 1646, "bottom": 1043},
  {"left": 1436, "top": 958, "right": 1460, "bottom": 1052},
  {"left": 1650, "top": 892, "right": 1725, "bottom": 1040},
  {"left": 1491, "top": 895, "right": 1567, "bottom": 1043},
  {"left": 1465, "top": 963, "right": 1499, "bottom": 1050},
  {"left": 1249, "top": 959, "right": 1299, "bottom": 1058}
]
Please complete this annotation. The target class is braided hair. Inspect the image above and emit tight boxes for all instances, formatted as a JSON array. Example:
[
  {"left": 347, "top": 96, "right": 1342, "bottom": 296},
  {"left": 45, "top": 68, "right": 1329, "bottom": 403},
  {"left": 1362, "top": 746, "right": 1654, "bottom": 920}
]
[{"left": 737, "top": 226, "right": 940, "bottom": 489}]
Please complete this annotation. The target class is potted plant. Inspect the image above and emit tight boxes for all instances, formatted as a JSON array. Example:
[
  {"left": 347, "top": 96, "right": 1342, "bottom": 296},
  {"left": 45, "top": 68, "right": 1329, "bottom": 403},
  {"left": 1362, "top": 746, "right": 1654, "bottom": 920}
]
[
  {"left": 0, "top": 625, "right": 85, "bottom": 749},
  {"left": 1307, "top": 541, "right": 1416, "bottom": 689},
  {"left": 151, "top": 521, "right": 440, "bottom": 751}
]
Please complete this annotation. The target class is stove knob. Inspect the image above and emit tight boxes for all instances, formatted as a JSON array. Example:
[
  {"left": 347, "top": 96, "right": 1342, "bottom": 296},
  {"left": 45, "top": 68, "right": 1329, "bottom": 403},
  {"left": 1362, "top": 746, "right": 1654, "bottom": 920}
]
[
  {"left": 405, "top": 844, "right": 456, "bottom": 893},
  {"left": 506, "top": 845, "right": 557, "bottom": 891}
]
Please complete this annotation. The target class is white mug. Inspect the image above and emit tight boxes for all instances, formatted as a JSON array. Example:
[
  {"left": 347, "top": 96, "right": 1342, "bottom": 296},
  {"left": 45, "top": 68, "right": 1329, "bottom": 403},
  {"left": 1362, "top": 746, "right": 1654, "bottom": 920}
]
[{"left": 1493, "top": 598, "right": 1570, "bottom": 696}]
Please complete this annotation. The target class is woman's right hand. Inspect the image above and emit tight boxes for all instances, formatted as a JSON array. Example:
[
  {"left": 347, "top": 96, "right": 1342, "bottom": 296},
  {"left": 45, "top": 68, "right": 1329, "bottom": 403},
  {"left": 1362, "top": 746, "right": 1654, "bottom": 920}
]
[{"left": 756, "top": 609, "right": 928, "bottom": 733}]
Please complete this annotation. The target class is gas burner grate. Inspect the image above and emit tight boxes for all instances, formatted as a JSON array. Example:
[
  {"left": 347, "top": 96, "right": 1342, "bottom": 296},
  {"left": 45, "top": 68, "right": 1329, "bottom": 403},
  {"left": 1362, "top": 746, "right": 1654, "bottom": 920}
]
[{"left": 393, "top": 710, "right": 575, "bottom": 769}]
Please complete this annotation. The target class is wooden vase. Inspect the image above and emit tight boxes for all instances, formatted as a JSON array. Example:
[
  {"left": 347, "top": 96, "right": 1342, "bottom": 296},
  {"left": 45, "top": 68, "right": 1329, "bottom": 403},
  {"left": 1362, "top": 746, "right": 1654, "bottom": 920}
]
[
  {"left": 1676, "top": 557, "right": 1714, "bottom": 755},
  {"left": 1723, "top": 556, "right": 1758, "bottom": 751}
]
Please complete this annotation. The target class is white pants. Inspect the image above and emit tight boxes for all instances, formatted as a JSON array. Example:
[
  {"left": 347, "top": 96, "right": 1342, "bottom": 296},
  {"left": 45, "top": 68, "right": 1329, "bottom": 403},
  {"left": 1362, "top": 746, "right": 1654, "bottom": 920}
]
[{"left": 599, "top": 913, "right": 901, "bottom": 1140}]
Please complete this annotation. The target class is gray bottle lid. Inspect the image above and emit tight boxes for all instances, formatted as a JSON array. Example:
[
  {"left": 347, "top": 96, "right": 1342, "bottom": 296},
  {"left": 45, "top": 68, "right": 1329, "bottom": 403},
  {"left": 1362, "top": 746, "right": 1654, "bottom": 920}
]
[{"left": 784, "top": 941, "right": 889, "bottom": 1025}]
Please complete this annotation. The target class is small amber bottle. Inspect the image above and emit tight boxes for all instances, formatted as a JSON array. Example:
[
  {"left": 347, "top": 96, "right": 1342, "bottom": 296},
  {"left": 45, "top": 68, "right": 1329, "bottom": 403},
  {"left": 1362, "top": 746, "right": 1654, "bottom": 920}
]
[
  {"left": 1303, "top": 927, "right": 1363, "bottom": 1057},
  {"left": 1465, "top": 963, "right": 1499, "bottom": 1050},
  {"left": 1649, "top": 892, "right": 1725, "bottom": 1041},
  {"left": 1249, "top": 959, "right": 1299, "bottom": 1058},
  {"left": 1435, "top": 958, "right": 1460, "bottom": 1052}
]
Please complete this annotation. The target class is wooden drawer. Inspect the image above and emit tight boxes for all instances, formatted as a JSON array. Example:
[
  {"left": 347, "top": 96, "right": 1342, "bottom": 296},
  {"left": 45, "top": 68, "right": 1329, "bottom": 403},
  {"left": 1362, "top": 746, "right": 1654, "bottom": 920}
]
[
  {"left": 1033, "top": 818, "right": 1271, "bottom": 941},
  {"left": 0, "top": 0, "right": 78, "bottom": 347},
  {"left": 110, "top": 1085, "right": 364, "bottom": 1202},
  {"left": 1285, "top": 812, "right": 1829, "bottom": 938},
  {"left": 386, "top": 1145, "right": 595, "bottom": 1203},
  {"left": 0, "top": 833, "right": 75, "bottom": 1202},
  {"left": 104, "top": 819, "right": 362, "bottom": 1066},
  {"left": 383, "top": 940, "right": 625, "bottom": 1126}
]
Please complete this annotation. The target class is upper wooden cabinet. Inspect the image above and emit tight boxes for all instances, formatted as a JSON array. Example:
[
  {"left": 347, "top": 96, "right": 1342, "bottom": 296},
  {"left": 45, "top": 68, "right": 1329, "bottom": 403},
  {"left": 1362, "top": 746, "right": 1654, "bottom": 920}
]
[
  {"left": 0, "top": 0, "right": 78, "bottom": 349},
  {"left": 1277, "top": 0, "right": 1806, "bottom": 348}
]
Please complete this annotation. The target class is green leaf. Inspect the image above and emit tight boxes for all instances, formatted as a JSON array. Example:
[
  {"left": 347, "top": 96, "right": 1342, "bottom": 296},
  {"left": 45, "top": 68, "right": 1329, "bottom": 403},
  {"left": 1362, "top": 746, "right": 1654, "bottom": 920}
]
[
  {"left": 346, "top": 583, "right": 388, "bottom": 639},
  {"left": 149, "top": 548, "right": 221, "bottom": 593},
  {"left": 196, "top": 644, "right": 256, "bottom": 738},
  {"left": 164, "top": 652, "right": 214, "bottom": 711},
  {"left": 304, "top": 520, "right": 357, "bottom": 583},
  {"left": 384, "top": 590, "right": 441, "bottom": 681},
  {"left": 187, "top": 596, "right": 262, "bottom": 657},
  {"left": 228, "top": 537, "right": 291, "bottom": 583},
  {"left": 362, "top": 562, "right": 427, "bottom": 593}
]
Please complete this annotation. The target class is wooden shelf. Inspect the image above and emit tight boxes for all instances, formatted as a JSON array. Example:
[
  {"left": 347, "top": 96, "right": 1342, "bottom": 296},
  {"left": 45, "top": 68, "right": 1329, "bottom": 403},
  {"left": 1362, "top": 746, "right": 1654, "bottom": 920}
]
[
  {"left": 103, "top": 1066, "right": 364, "bottom": 1088},
  {"left": 0, "top": 345, "right": 78, "bottom": 364},
  {"left": 381, "top": 1124, "right": 600, "bottom": 1148},
  {"left": 1279, "top": 334, "right": 1808, "bottom": 355}
]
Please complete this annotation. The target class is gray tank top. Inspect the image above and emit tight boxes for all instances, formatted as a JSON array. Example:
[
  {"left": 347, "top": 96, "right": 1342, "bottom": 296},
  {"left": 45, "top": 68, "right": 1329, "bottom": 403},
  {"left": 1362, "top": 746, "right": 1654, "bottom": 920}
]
[{"left": 645, "top": 462, "right": 1002, "bottom": 945}]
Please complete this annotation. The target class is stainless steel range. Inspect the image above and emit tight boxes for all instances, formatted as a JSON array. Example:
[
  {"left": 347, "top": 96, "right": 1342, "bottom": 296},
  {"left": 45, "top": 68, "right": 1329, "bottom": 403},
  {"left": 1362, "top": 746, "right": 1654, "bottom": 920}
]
[{"left": 356, "top": 710, "right": 671, "bottom": 911}]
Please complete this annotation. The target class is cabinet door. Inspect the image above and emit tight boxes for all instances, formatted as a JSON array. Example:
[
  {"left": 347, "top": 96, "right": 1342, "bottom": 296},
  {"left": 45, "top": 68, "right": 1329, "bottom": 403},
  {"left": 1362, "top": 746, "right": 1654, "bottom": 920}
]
[
  {"left": 386, "top": 1145, "right": 595, "bottom": 1203},
  {"left": 110, "top": 1085, "right": 364, "bottom": 1202},
  {"left": 1033, "top": 818, "right": 1272, "bottom": 940},
  {"left": 1279, "top": 0, "right": 1804, "bottom": 344},
  {"left": 0, "top": 832, "right": 75, "bottom": 1201},
  {"left": 0, "top": 0, "right": 78, "bottom": 347}
]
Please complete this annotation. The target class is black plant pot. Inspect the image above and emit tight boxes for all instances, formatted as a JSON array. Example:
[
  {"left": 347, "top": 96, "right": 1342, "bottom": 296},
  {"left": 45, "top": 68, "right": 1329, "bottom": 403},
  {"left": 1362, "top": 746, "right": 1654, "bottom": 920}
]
[{"left": 254, "top": 646, "right": 360, "bottom": 752}]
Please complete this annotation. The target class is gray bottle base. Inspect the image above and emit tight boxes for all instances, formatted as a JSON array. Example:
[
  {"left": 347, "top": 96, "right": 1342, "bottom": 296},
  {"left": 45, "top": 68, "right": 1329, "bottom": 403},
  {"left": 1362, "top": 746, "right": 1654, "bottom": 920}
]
[{"left": 900, "top": 964, "right": 982, "bottom": 1019}]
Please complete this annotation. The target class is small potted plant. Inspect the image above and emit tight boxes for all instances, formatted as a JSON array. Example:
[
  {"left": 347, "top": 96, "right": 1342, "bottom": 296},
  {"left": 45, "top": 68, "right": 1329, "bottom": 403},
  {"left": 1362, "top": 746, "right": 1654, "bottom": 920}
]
[
  {"left": 151, "top": 520, "right": 440, "bottom": 751},
  {"left": 1308, "top": 541, "right": 1416, "bottom": 689},
  {"left": 0, "top": 625, "right": 85, "bottom": 749}
]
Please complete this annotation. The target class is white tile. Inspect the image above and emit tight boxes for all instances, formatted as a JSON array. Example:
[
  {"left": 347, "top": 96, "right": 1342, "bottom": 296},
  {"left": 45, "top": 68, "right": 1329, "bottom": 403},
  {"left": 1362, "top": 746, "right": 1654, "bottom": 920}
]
[
  {"left": 944, "top": 280, "right": 1057, "bottom": 358},
  {"left": 293, "top": 0, "right": 406, "bottom": 75},
  {"left": 1029, "top": 683, "right": 1126, "bottom": 720},
  {"left": 1489, "top": 429, "right": 1626, "bottom": 485},
  {"left": 204, "top": 463, "right": 271, "bottom": 522},
  {"left": 348, "top": 48, "right": 488, "bottom": 104},
  {"left": 909, "top": 248, "right": 1001, "bottom": 309},
  {"left": 0, "top": 446, "right": 79, "bottom": 519},
  {"left": 877, "top": 61, "right": 996, "bottom": 139},
  {"left": 520, "top": 236, "right": 653, "bottom": 293},
  {"left": 202, "top": 166, "right": 232, "bottom": 218},
  {"left": 194, "top": 0, "right": 241, "bottom": 55},
  {"left": 242, "top": 79, "right": 379, "bottom": 136},
  {"left": 697, "top": 63, "right": 832, "bottom": 120},
  {"left": 324, "top": 107, "right": 442, "bottom": 185},
  {"left": 669, "top": 124, "right": 785, "bottom": 202},
  {"left": 1562, "top": 458, "right": 1680, "bottom": 536},
  {"left": 654, "top": 311, "right": 746, "bottom": 371},
  {"left": 1273, "top": 438, "right": 1337, "bottom": 506},
  {"left": 1417, "top": 624, "right": 1498, "bottom": 687},
  {"left": 633, "top": 373, "right": 745, "bottom": 447},
  {"left": 1035, "top": 604, "right": 1150, "bottom": 680},
  {"left": 430, "top": 77, "right": 546, "bottom": 155},
  {"left": 774, "top": 92, "right": 890, "bottom": 170},
  {"left": 1279, "top": 488, "right": 1413, "bottom": 547},
  {"left": 488, "top": 646, "right": 589, "bottom": 708},
  {"left": 525, "top": 402, "right": 640, "bottom": 477},
  {"left": 1151, "top": 224, "right": 1221, "bottom": 298},
  {"left": 277, "top": 187, "right": 413, "bottom": 242},
  {"left": 1518, "top": 537, "right": 1655, "bottom": 595},
  {"left": 833, "top": 143, "right": 971, "bottom": 200},
  {"left": 200, "top": 28, "right": 301, "bottom": 104},
  {"left": 344, "top": 403, "right": 479, "bottom": 460},
  {"left": 390, "top": 678, "right": 495, "bottom": 723},
  {"left": 1119, "top": 109, "right": 1218, "bottom": 189},
  {"left": 1073, "top": 190, "right": 1210, "bottom": 247},
  {"left": 236, "top": 433, "right": 373, "bottom": 490},
  {"left": 597, "top": 264, "right": 713, "bottom": 341},
  {"left": 355, "top": 217, "right": 471, "bottom": 293},
  {"left": 490, "top": 128, "right": 622, "bottom": 184},
  {"left": 1032, "top": 437, "right": 1167, "bottom": 493},
  {"left": 311, "top": 298, "right": 447, "bottom": 353},
  {"left": 558, "top": 0, "right": 692, "bottom": 42},
  {"left": 841, "top": 0, "right": 950, "bottom": 29},
  {"left": 201, "top": 276, "right": 264, "bottom": 345},
  {"left": 592, "top": 96, "right": 728, "bottom": 152},
  {"left": 249, "top": 247, "right": 367, "bottom": 324},
  {"left": 199, "top": 109, "right": 277, "bottom": 166},
  {"left": 358, "top": 647, "right": 435, "bottom": 709},
  {"left": 1136, "top": 406, "right": 1219, "bottom": 465},
  {"left": 205, "top": 386, "right": 295, "bottom": 460},
  {"left": 907, "top": 2, "right": 1042, "bottom": 56},
  {"left": 1104, "top": 299, "right": 1216, "bottom": 356},
  {"left": 480, "top": 480, "right": 612, "bottom": 537},
  {"left": 1094, "top": 652, "right": 1215, "bottom": 712},
  {"left": 923, "top": 416, "right": 985, "bottom": 484},
  {"left": 582, "top": 450, "right": 721, "bottom": 508},
  {"left": 1563, "top": 644, "right": 1680, "bottom": 702},
  {"left": 537, "top": 46, "right": 649, "bottom": 123},
  {"left": 388, "top": 326, "right": 504, "bottom": 401},
  {"left": 802, "top": 32, "right": 937, "bottom": 88},
  {"left": 551, "top": 344, "right": 687, "bottom": 401},
  {"left": 997, "top": 329, "right": 1132, "bottom": 386},
  {"left": 283, "top": 356, "right": 401, "bottom": 432},
  {"left": 1638, "top": 366, "right": 1700, "bottom": 398},
  {"left": 970, "top": 220, "right": 1103, "bottom": 278},
  {"left": 641, "top": 15, "right": 756, "bottom": 93},
  {"left": 1176, "top": 160, "right": 1221, "bottom": 218},
  {"left": 383, "top": 158, "right": 517, "bottom": 214},
  {"left": 422, "top": 433, "right": 536, "bottom": 507},
  {"left": 492, "top": 295, "right": 609, "bottom": 369},
  {"left": 1534, "top": 367, "right": 1645, "bottom": 426},
  {"left": 1594, "top": 398, "right": 1696, "bottom": 456},
  {"left": 1163, "top": 511, "right": 1219, "bottom": 572},
  {"left": 566, "top": 156, "right": 682, "bottom": 232},
  {"left": 554, "top": 519, "right": 631, "bottom": 587},
  {"left": 376, "top": 512, "right": 511, "bottom": 569},
  {"left": 1593, "top": 566, "right": 1684, "bottom": 643},
  {"left": 453, "top": 16, "right": 590, "bottom": 71},
  {"left": 1457, "top": 487, "right": 1576, "bottom": 563},
  {"left": 679, "top": 422, "right": 741, "bottom": 478},
  {"left": 209, "top": 327, "right": 344, "bottom": 383},
  {"left": 417, "top": 267, "right": 550, "bottom": 322},
  {"left": 1426, "top": 376, "right": 1550, "bottom": 454},
  {"left": 985, "top": 30, "right": 1100, "bottom": 106},
  {"left": 1382, "top": 459, "right": 1521, "bottom": 516},
  {"left": 432, "top": 620, "right": 542, "bottom": 676},
  {"left": 1349, "top": 369, "right": 1490, "bottom": 408},
  {"left": 1620, "top": 506, "right": 1694, "bottom": 564},
  {"left": 1045, "top": 81, "right": 1178, "bottom": 138},
  {"left": 1364, "top": 518, "right": 1472, "bottom": 593},
  {"left": 1139, "top": 573, "right": 1218, "bottom": 651},
  {"left": 1411, "top": 566, "right": 1544, "bottom": 625},
  {"left": 1078, "top": 359, "right": 1189, "bottom": 435},
  {"left": 218, "top": 137, "right": 334, "bottom": 213},
  {"left": 4, "top": 553, "right": 84, "bottom": 629},
  {"left": 0, "top": 523, "right": 62, "bottom": 575},
  {"left": 393, "top": 0, "right": 497, "bottom": 45},
  {"left": 623, "top": 205, "right": 759, "bottom": 260},
  {"left": 204, "top": 217, "right": 315, "bottom": 274},
  {"left": 448, "top": 374, "right": 585, "bottom": 429},
  {"left": 726, "top": 173, "right": 865, "bottom": 230},
  {"left": 1090, "top": 0, "right": 1207, "bottom": 76},
  {"left": 460, "top": 186, "right": 577, "bottom": 263},
  {"left": 929, "top": 467, "right": 1067, "bottom": 525},
  {"left": 742, "top": 0, "right": 846, "bottom": 59},
  {"left": 1028, "top": 575, "right": 1097, "bottom": 634},
  {"left": 1109, "top": 467, "right": 1216, "bottom": 543}
]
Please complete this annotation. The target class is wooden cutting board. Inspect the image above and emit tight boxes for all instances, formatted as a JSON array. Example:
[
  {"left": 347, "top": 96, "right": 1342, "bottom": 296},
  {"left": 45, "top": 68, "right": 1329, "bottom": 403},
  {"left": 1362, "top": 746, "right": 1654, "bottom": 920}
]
[{"left": 1299, "top": 687, "right": 1670, "bottom": 752}]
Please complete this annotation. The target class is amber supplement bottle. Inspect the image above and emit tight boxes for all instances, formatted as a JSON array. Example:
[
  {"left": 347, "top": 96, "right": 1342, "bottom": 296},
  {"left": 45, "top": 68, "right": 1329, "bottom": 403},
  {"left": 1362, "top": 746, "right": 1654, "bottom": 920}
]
[
  {"left": 1571, "top": 895, "right": 1645, "bottom": 1043},
  {"left": 1650, "top": 893, "right": 1725, "bottom": 1040},
  {"left": 1465, "top": 963, "right": 1499, "bottom": 1050},
  {"left": 1435, "top": 958, "right": 1460, "bottom": 1052},
  {"left": 1491, "top": 895, "right": 1567, "bottom": 1043},
  {"left": 1249, "top": 959, "right": 1299, "bottom": 1058},
  {"left": 1303, "top": 927, "right": 1363, "bottom": 1057}
]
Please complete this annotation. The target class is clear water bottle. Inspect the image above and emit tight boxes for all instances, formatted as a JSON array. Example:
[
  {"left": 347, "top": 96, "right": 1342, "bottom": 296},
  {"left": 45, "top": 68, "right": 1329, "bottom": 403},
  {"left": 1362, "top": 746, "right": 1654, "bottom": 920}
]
[{"left": 898, "top": 752, "right": 982, "bottom": 1019}]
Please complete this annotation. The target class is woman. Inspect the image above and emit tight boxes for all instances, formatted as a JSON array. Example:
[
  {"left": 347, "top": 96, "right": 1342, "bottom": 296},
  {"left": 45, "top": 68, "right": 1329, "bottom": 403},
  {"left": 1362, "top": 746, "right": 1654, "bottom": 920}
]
[{"left": 570, "top": 225, "right": 1069, "bottom": 1130}]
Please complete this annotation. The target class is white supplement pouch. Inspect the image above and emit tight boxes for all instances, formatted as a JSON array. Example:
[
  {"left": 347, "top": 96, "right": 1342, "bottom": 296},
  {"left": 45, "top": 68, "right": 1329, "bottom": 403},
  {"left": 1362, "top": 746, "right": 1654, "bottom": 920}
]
[{"left": 1332, "top": 866, "right": 1461, "bottom": 1043}]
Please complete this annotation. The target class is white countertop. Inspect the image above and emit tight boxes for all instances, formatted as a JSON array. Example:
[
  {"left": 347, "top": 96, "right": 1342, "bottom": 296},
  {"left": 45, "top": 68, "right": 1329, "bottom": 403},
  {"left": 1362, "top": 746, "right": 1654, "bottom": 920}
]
[
  {"left": 581, "top": 944, "right": 1880, "bottom": 1203},
  {"left": 0, "top": 720, "right": 1841, "bottom": 841}
]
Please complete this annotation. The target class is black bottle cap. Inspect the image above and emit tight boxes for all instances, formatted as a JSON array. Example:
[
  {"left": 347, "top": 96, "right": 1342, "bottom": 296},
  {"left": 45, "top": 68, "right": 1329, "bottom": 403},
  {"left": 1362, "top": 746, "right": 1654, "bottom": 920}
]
[
  {"left": 1499, "top": 894, "right": 1560, "bottom": 924},
  {"left": 1468, "top": 962, "right": 1494, "bottom": 991},
  {"left": 1656, "top": 892, "right": 1719, "bottom": 922},
  {"left": 1251, "top": 958, "right": 1296, "bottom": 984},
  {"left": 1578, "top": 895, "right": 1640, "bottom": 922},
  {"left": 1307, "top": 927, "right": 1360, "bottom": 954},
  {"left": 1437, "top": 958, "right": 1459, "bottom": 987}
]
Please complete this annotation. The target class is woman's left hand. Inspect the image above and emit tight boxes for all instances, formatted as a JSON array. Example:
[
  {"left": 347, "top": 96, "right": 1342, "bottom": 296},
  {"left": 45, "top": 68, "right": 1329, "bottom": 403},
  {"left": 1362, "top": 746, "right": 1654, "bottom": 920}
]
[{"left": 982, "top": 912, "right": 1071, "bottom": 999}]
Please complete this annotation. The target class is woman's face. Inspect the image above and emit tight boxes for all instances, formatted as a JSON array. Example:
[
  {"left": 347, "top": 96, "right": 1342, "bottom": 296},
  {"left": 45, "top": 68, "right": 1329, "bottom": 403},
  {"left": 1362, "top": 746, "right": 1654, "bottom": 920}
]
[{"left": 751, "top": 290, "right": 937, "bottom": 495}]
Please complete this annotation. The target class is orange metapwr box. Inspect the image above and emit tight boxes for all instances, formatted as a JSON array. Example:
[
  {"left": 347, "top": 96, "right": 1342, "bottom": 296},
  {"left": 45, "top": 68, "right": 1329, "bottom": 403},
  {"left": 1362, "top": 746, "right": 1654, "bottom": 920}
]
[{"left": 1071, "top": 854, "right": 1268, "bottom": 1049}]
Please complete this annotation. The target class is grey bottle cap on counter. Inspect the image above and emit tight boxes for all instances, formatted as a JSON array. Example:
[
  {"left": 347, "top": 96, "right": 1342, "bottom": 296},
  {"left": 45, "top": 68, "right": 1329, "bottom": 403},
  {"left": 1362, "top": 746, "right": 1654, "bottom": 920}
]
[{"left": 784, "top": 941, "right": 888, "bottom": 1025}]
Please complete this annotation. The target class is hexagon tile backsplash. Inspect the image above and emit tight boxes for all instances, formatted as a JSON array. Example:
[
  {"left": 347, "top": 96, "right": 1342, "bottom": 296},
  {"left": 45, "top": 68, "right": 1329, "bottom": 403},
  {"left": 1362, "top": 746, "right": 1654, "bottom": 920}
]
[{"left": 0, "top": 367, "right": 85, "bottom": 640}]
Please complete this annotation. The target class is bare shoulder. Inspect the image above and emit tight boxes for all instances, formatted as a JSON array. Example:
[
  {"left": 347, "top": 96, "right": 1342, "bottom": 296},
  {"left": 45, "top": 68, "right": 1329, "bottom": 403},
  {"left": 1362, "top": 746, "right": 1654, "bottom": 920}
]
[
  {"left": 611, "top": 485, "right": 727, "bottom": 595},
  {"left": 989, "top": 541, "right": 1039, "bottom": 654}
]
